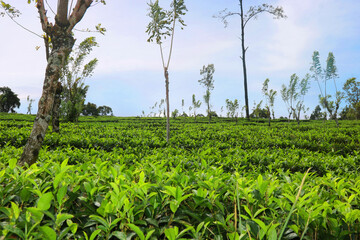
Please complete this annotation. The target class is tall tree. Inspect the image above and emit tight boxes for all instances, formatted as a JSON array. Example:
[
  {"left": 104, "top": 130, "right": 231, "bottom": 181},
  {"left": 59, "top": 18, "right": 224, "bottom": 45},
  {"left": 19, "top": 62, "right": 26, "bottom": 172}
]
[
  {"left": 310, "top": 51, "right": 343, "bottom": 126},
  {"left": 17, "top": 0, "right": 105, "bottom": 167},
  {"left": 198, "top": 64, "right": 215, "bottom": 123},
  {"left": 216, "top": 1, "right": 286, "bottom": 120},
  {"left": 0, "top": 86, "right": 20, "bottom": 113},
  {"left": 26, "top": 95, "right": 35, "bottom": 115},
  {"left": 146, "top": 0, "right": 187, "bottom": 142},
  {"left": 57, "top": 37, "right": 98, "bottom": 124},
  {"left": 192, "top": 94, "right": 201, "bottom": 122},
  {"left": 225, "top": 98, "right": 240, "bottom": 123},
  {"left": 98, "top": 105, "right": 113, "bottom": 116},
  {"left": 281, "top": 74, "right": 310, "bottom": 125},
  {"left": 342, "top": 77, "right": 360, "bottom": 120},
  {"left": 262, "top": 78, "right": 277, "bottom": 126},
  {"left": 294, "top": 74, "right": 310, "bottom": 124},
  {"left": 310, "top": 105, "right": 323, "bottom": 120},
  {"left": 281, "top": 74, "right": 298, "bottom": 121}
]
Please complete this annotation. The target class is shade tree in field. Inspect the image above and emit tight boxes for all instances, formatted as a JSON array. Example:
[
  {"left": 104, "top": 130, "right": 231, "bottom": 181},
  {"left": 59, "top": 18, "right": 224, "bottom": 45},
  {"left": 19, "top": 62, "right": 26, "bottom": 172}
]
[
  {"left": 0, "top": 86, "right": 20, "bottom": 113},
  {"left": 57, "top": 37, "right": 98, "bottom": 125},
  {"left": 310, "top": 51, "right": 344, "bottom": 126},
  {"left": 98, "top": 105, "right": 113, "bottom": 116},
  {"left": 250, "top": 100, "right": 267, "bottom": 120},
  {"left": 82, "top": 102, "right": 113, "bottom": 117},
  {"left": 146, "top": 0, "right": 187, "bottom": 142},
  {"left": 281, "top": 73, "right": 310, "bottom": 125},
  {"left": 262, "top": 78, "right": 277, "bottom": 126},
  {"left": 192, "top": 94, "right": 201, "bottom": 122},
  {"left": 198, "top": 64, "right": 215, "bottom": 123},
  {"left": 171, "top": 109, "right": 179, "bottom": 118},
  {"left": 82, "top": 102, "right": 99, "bottom": 116},
  {"left": 26, "top": 96, "right": 35, "bottom": 115},
  {"left": 342, "top": 77, "right": 360, "bottom": 120},
  {"left": 215, "top": 1, "right": 286, "bottom": 120},
  {"left": 310, "top": 105, "right": 324, "bottom": 120},
  {"left": 10, "top": 0, "right": 106, "bottom": 167},
  {"left": 225, "top": 98, "right": 240, "bottom": 122},
  {"left": 158, "top": 99, "right": 165, "bottom": 117}
]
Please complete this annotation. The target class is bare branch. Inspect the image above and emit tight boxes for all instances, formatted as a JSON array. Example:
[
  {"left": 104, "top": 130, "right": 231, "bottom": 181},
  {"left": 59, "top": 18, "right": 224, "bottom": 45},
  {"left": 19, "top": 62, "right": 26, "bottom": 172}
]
[
  {"left": 37, "top": 0, "right": 51, "bottom": 34},
  {"left": 67, "top": 0, "right": 93, "bottom": 33},
  {"left": 214, "top": 9, "right": 241, "bottom": 28},
  {"left": 43, "top": 34, "right": 50, "bottom": 60}
]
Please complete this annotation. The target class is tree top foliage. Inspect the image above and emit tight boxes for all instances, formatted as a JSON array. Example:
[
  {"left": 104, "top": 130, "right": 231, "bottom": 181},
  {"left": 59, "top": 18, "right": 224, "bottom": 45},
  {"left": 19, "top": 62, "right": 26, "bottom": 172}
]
[
  {"left": 216, "top": 3, "right": 286, "bottom": 28},
  {"left": 199, "top": 64, "right": 215, "bottom": 91},
  {"left": 146, "top": 0, "right": 187, "bottom": 44}
]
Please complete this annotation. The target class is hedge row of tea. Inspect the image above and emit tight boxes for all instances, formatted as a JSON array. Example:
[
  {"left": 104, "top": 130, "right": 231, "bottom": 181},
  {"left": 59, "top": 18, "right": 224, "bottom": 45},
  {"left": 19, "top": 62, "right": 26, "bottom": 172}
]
[{"left": 1, "top": 114, "right": 359, "bottom": 239}]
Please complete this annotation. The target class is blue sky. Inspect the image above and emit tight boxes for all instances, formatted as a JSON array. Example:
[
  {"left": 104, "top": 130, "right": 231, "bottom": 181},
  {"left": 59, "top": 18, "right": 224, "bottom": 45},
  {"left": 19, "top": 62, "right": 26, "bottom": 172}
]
[{"left": 1, "top": 0, "right": 359, "bottom": 118}]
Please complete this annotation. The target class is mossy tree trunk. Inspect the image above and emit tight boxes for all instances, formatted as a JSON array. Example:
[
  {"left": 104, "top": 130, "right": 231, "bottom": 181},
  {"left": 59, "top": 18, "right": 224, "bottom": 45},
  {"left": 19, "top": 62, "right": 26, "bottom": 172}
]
[{"left": 18, "top": 0, "right": 95, "bottom": 167}]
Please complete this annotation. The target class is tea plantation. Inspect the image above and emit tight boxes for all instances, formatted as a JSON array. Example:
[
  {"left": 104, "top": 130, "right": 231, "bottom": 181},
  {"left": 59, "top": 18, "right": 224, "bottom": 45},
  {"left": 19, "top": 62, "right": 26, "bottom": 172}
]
[{"left": 1, "top": 114, "right": 359, "bottom": 239}]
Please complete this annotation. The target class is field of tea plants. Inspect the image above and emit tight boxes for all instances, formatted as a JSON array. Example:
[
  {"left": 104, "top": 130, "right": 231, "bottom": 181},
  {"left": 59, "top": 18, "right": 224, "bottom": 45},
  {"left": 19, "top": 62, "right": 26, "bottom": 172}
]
[{"left": 1, "top": 113, "right": 359, "bottom": 240}]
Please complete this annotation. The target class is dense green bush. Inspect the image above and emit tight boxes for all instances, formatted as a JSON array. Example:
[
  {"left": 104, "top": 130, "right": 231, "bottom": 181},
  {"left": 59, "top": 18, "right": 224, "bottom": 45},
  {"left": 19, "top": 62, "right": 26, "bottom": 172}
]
[{"left": 0, "top": 115, "right": 359, "bottom": 239}]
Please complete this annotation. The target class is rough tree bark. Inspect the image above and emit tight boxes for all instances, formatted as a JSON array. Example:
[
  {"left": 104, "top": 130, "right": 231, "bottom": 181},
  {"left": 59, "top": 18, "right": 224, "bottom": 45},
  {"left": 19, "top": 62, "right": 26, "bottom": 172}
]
[
  {"left": 18, "top": 0, "right": 95, "bottom": 167},
  {"left": 52, "top": 82, "right": 63, "bottom": 132}
]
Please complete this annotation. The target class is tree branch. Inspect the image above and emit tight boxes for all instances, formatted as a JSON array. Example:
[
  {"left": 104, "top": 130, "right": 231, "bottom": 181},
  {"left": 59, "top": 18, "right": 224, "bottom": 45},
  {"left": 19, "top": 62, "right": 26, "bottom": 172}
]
[
  {"left": 37, "top": 0, "right": 51, "bottom": 34},
  {"left": 56, "top": 0, "right": 69, "bottom": 26},
  {"left": 67, "top": 0, "right": 93, "bottom": 33},
  {"left": 215, "top": 9, "right": 241, "bottom": 28}
]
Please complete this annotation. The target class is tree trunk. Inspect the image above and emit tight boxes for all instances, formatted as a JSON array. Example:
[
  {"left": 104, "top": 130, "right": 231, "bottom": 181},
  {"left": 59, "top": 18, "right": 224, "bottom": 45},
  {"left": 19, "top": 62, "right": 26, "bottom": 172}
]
[
  {"left": 239, "top": 0, "right": 250, "bottom": 120},
  {"left": 164, "top": 67, "right": 170, "bottom": 142},
  {"left": 208, "top": 101, "right": 211, "bottom": 124},
  {"left": 19, "top": 31, "right": 75, "bottom": 167},
  {"left": 52, "top": 82, "right": 63, "bottom": 133}
]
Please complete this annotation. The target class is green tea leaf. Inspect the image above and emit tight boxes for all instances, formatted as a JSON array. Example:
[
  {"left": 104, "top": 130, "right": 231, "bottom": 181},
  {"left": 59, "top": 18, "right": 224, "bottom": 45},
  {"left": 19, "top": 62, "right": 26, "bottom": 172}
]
[
  {"left": 111, "top": 231, "right": 126, "bottom": 239},
  {"left": 39, "top": 226, "right": 56, "bottom": 240},
  {"left": 26, "top": 207, "right": 44, "bottom": 223},
  {"left": 145, "top": 229, "right": 155, "bottom": 240},
  {"left": 90, "top": 229, "right": 102, "bottom": 240},
  {"left": 164, "top": 227, "right": 178, "bottom": 240},
  {"left": 37, "top": 192, "right": 53, "bottom": 211},
  {"left": 57, "top": 185, "right": 67, "bottom": 206},
  {"left": 128, "top": 223, "right": 145, "bottom": 240},
  {"left": 90, "top": 214, "right": 109, "bottom": 229},
  {"left": 10, "top": 202, "right": 20, "bottom": 220},
  {"left": 9, "top": 158, "right": 17, "bottom": 169},
  {"left": 53, "top": 171, "right": 65, "bottom": 189},
  {"left": 56, "top": 213, "right": 74, "bottom": 226}
]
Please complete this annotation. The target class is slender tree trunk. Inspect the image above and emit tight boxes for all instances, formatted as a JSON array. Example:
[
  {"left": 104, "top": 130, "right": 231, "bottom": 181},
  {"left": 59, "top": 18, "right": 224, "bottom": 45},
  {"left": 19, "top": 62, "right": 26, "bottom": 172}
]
[
  {"left": 239, "top": 0, "right": 249, "bottom": 120},
  {"left": 19, "top": 31, "right": 75, "bottom": 167},
  {"left": 164, "top": 67, "right": 170, "bottom": 142},
  {"left": 52, "top": 82, "right": 63, "bottom": 132},
  {"left": 208, "top": 101, "right": 211, "bottom": 124}
]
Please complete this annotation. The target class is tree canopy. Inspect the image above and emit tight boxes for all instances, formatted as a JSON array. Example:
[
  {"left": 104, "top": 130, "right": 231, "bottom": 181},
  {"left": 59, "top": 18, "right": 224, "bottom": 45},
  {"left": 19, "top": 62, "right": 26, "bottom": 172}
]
[{"left": 0, "top": 86, "right": 20, "bottom": 113}]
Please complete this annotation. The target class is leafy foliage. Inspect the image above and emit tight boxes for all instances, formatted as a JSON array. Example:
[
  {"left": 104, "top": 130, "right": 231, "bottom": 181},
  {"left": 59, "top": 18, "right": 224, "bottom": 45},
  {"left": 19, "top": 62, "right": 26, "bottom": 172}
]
[
  {"left": 310, "top": 51, "right": 343, "bottom": 125},
  {"left": 199, "top": 64, "right": 215, "bottom": 122},
  {"left": 342, "top": 77, "right": 360, "bottom": 120},
  {"left": 262, "top": 78, "right": 277, "bottom": 125},
  {"left": 60, "top": 37, "right": 98, "bottom": 122},
  {"left": 0, "top": 87, "right": 20, "bottom": 113},
  {"left": 225, "top": 99, "right": 240, "bottom": 120},
  {"left": 281, "top": 73, "right": 310, "bottom": 124}
]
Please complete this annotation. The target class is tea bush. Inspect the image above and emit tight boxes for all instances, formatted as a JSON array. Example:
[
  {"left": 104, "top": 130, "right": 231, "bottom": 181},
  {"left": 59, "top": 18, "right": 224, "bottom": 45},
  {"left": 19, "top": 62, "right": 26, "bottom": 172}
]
[{"left": 0, "top": 114, "right": 359, "bottom": 239}]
